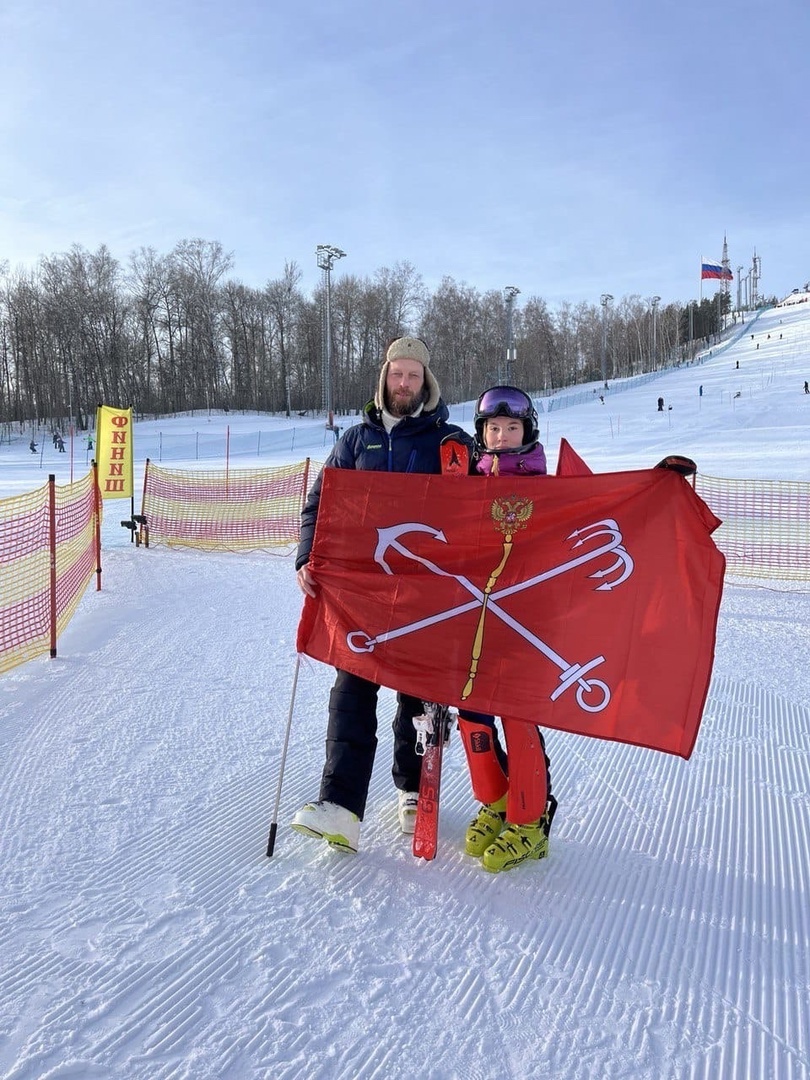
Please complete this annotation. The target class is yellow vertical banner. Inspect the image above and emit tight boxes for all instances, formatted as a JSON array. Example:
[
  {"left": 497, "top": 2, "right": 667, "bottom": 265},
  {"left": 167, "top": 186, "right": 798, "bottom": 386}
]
[{"left": 95, "top": 405, "right": 134, "bottom": 500}]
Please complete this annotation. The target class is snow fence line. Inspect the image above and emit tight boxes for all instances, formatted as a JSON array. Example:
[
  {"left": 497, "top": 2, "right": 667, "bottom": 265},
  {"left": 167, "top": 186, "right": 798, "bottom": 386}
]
[
  {"left": 134, "top": 460, "right": 809, "bottom": 585},
  {"left": 2, "top": 460, "right": 807, "bottom": 675},
  {"left": 137, "top": 457, "right": 320, "bottom": 552},
  {"left": 1, "top": 469, "right": 102, "bottom": 674}
]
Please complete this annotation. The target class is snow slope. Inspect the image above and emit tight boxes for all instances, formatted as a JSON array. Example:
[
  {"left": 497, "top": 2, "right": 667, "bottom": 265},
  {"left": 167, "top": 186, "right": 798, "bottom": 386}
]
[{"left": 1, "top": 299, "right": 809, "bottom": 1080}]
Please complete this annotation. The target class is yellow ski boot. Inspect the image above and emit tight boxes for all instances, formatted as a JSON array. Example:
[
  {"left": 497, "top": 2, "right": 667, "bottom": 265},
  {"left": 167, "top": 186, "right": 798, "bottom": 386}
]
[
  {"left": 481, "top": 820, "right": 548, "bottom": 873},
  {"left": 464, "top": 795, "right": 507, "bottom": 856}
]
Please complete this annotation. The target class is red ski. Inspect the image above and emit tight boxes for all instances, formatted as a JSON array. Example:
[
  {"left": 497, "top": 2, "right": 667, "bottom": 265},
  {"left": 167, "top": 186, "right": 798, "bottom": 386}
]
[
  {"left": 412, "top": 703, "right": 455, "bottom": 860},
  {"left": 412, "top": 434, "right": 469, "bottom": 859}
]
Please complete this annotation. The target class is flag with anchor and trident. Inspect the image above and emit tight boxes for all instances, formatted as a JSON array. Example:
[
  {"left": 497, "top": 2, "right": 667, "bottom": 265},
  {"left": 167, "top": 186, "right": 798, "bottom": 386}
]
[{"left": 296, "top": 465, "right": 725, "bottom": 759}]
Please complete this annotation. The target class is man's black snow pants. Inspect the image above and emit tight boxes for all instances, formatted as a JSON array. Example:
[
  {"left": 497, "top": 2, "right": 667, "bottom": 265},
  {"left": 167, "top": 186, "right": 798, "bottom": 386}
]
[{"left": 319, "top": 669, "right": 423, "bottom": 819}]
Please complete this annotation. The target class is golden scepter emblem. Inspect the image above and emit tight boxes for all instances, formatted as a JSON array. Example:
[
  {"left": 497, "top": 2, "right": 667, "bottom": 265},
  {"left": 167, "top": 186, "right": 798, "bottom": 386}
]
[{"left": 461, "top": 495, "right": 534, "bottom": 700}]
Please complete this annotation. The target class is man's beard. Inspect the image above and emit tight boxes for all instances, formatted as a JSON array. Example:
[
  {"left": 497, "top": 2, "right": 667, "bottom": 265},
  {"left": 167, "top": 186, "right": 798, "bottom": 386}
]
[{"left": 386, "top": 387, "right": 424, "bottom": 417}]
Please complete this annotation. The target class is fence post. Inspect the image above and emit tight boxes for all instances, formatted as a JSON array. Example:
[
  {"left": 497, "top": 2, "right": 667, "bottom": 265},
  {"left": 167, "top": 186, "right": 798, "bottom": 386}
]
[
  {"left": 301, "top": 458, "right": 311, "bottom": 513},
  {"left": 93, "top": 460, "right": 103, "bottom": 590},
  {"left": 48, "top": 474, "right": 57, "bottom": 658},
  {"left": 140, "top": 459, "right": 151, "bottom": 548}
]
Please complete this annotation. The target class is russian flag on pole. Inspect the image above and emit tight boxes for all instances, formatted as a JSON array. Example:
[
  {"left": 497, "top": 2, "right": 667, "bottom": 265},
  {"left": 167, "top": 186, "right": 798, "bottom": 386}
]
[{"left": 701, "top": 259, "right": 734, "bottom": 281}]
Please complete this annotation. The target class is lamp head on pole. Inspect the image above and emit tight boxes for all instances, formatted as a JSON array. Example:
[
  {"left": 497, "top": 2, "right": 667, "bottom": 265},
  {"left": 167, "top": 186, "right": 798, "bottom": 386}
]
[{"left": 316, "top": 244, "right": 347, "bottom": 270}]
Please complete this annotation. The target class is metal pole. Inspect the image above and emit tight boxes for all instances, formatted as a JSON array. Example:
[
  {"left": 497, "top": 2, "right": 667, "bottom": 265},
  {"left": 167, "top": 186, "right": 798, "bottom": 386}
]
[
  {"left": 325, "top": 268, "right": 333, "bottom": 417},
  {"left": 600, "top": 294, "right": 613, "bottom": 386},
  {"left": 503, "top": 286, "right": 520, "bottom": 384},
  {"left": 316, "top": 245, "right": 346, "bottom": 426},
  {"left": 266, "top": 654, "right": 302, "bottom": 857},
  {"left": 689, "top": 301, "right": 694, "bottom": 359},
  {"left": 650, "top": 296, "right": 661, "bottom": 369}
]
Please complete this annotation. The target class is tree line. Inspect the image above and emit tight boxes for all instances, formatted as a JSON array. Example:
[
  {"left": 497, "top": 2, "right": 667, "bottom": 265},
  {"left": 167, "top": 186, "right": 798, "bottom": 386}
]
[{"left": 0, "top": 238, "right": 764, "bottom": 430}]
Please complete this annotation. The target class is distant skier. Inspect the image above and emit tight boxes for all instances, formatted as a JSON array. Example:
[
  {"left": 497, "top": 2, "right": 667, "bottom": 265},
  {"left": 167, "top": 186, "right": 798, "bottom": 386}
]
[
  {"left": 29, "top": 439, "right": 38, "bottom": 454},
  {"left": 804, "top": 381, "right": 809, "bottom": 394},
  {"left": 657, "top": 397, "right": 664, "bottom": 412}
]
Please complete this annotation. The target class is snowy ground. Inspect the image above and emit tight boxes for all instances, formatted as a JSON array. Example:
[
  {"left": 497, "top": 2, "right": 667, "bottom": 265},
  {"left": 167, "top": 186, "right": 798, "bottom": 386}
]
[{"left": 1, "top": 299, "right": 809, "bottom": 1079}]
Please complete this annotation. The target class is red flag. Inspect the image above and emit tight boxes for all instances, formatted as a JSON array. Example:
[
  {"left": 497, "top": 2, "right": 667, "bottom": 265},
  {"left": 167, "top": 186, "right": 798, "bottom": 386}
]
[
  {"left": 555, "top": 438, "right": 593, "bottom": 476},
  {"left": 297, "top": 469, "right": 725, "bottom": 759}
]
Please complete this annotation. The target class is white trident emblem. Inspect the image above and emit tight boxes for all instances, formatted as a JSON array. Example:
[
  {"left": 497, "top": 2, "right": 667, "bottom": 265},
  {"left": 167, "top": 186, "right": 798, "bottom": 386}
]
[{"left": 346, "top": 500, "right": 634, "bottom": 714}]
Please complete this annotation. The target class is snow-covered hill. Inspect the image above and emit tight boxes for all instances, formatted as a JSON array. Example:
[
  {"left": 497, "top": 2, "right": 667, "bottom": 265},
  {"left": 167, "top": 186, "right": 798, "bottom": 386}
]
[{"left": 1, "top": 298, "right": 809, "bottom": 1079}]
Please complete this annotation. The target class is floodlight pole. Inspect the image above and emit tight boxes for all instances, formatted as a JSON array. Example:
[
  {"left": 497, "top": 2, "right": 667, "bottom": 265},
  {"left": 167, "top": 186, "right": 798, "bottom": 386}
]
[
  {"left": 721, "top": 234, "right": 732, "bottom": 316},
  {"left": 503, "top": 286, "right": 520, "bottom": 384},
  {"left": 650, "top": 296, "right": 661, "bottom": 369},
  {"left": 600, "top": 293, "right": 613, "bottom": 386},
  {"left": 316, "top": 244, "right": 346, "bottom": 425},
  {"left": 688, "top": 301, "right": 695, "bottom": 359},
  {"left": 751, "top": 250, "right": 761, "bottom": 309}
]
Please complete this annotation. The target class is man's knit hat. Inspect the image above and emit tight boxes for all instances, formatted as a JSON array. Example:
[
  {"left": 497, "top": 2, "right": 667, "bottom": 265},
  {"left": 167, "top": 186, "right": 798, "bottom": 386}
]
[{"left": 375, "top": 337, "right": 441, "bottom": 412}]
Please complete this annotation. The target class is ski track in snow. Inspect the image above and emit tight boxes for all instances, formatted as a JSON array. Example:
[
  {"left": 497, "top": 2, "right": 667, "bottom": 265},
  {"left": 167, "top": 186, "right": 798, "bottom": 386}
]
[{"left": 1, "top": 544, "right": 809, "bottom": 1080}]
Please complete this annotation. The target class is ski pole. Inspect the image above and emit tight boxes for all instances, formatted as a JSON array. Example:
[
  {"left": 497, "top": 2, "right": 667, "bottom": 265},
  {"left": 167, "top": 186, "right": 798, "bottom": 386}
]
[{"left": 266, "top": 653, "right": 301, "bottom": 857}]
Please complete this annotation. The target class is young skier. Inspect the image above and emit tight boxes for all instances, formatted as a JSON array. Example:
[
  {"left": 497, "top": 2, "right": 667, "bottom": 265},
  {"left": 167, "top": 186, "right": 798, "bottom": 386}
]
[{"left": 457, "top": 385, "right": 557, "bottom": 872}]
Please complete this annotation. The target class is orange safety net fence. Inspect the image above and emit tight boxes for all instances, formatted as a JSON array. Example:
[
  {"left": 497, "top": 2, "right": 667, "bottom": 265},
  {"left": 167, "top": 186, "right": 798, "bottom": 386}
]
[
  {"left": 141, "top": 459, "right": 322, "bottom": 550},
  {"left": 1, "top": 471, "right": 101, "bottom": 674},
  {"left": 141, "top": 462, "right": 810, "bottom": 584},
  {"left": 695, "top": 473, "right": 810, "bottom": 582}
]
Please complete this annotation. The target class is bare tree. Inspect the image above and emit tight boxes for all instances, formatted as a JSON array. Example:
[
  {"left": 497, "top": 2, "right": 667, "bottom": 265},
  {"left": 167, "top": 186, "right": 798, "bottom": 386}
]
[
  {"left": 519, "top": 296, "right": 560, "bottom": 392},
  {"left": 170, "top": 239, "right": 233, "bottom": 411},
  {"left": 0, "top": 236, "right": 706, "bottom": 424},
  {"left": 222, "top": 280, "right": 268, "bottom": 411},
  {"left": 421, "top": 277, "right": 490, "bottom": 403},
  {"left": 127, "top": 247, "right": 171, "bottom": 415},
  {"left": 265, "top": 262, "right": 305, "bottom": 416}
]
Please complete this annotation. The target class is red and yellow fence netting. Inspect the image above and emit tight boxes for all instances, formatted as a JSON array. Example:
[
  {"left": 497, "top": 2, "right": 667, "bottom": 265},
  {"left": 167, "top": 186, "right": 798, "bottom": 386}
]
[
  {"left": 140, "top": 459, "right": 321, "bottom": 550},
  {"left": 140, "top": 461, "right": 810, "bottom": 584},
  {"left": 2, "top": 462, "right": 806, "bottom": 681},
  {"left": 1, "top": 471, "right": 101, "bottom": 674},
  {"left": 695, "top": 473, "right": 810, "bottom": 582}
]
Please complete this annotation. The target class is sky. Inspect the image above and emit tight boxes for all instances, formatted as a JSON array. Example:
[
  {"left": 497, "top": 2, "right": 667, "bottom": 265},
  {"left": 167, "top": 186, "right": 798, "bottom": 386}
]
[
  {"left": 1, "top": 299, "right": 809, "bottom": 1078},
  {"left": 1, "top": 0, "right": 809, "bottom": 309}
]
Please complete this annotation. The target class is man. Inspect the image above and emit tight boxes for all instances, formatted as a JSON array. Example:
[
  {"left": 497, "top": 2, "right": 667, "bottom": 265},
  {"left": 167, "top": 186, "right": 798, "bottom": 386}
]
[{"left": 292, "top": 337, "right": 473, "bottom": 854}]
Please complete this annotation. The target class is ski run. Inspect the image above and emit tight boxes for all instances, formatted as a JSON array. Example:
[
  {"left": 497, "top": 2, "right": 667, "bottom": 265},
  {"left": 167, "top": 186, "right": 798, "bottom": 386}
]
[{"left": 1, "top": 297, "right": 810, "bottom": 1079}]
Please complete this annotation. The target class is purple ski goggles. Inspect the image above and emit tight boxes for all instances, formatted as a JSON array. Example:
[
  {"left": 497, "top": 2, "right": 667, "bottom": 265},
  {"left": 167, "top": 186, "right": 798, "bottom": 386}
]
[{"left": 475, "top": 386, "right": 534, "bottom": 421}]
